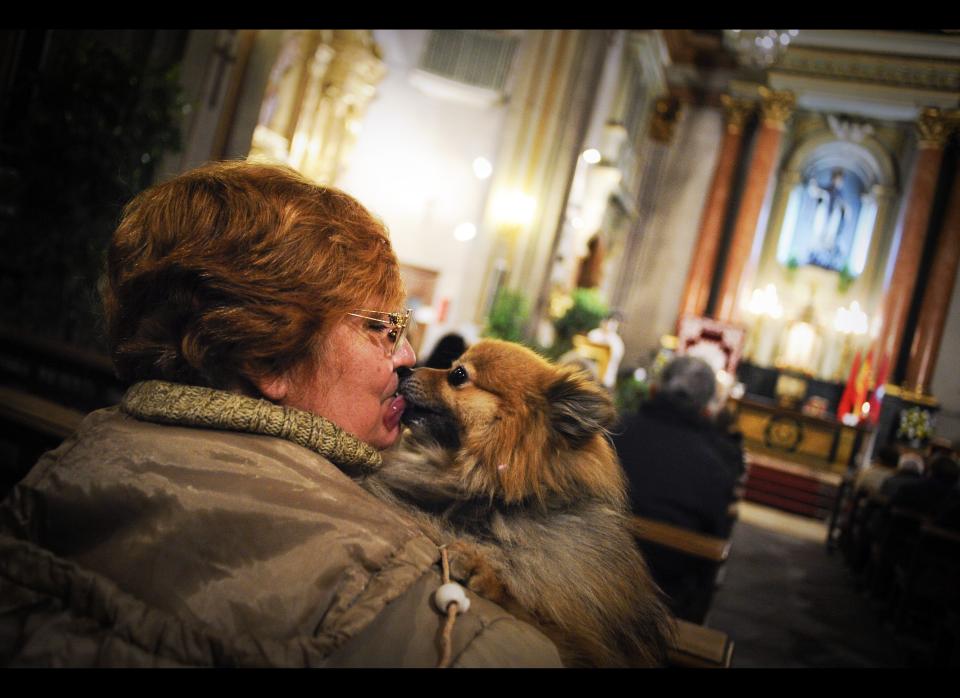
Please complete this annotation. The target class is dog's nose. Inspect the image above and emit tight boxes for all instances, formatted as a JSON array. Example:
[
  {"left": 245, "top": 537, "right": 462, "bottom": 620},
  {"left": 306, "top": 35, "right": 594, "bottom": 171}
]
[{"left": 396, "top": 366, "right": 414, "bottom": 383}]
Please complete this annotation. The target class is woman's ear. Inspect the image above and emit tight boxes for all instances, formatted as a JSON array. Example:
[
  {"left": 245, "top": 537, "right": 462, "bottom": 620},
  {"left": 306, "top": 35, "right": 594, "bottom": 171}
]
[{"left": 254, "top": 374, "right": 290, "bottom": 402}]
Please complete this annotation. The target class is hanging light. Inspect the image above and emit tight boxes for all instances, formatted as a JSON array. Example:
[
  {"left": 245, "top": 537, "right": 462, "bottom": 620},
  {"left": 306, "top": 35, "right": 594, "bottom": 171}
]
[
  {"left": 472, "top": 157, "right": 493, "bottom": 180},
  {"left": 725, "top": 30, "right": 799, "bottom": 69},
  {"left": 582, "top": 148, "right": 602, "bottom": 164}
]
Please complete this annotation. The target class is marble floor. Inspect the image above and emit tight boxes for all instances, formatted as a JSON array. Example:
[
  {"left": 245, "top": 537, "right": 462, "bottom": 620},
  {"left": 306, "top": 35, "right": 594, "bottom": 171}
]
[{"left": 705, "top": 503, "right": 925, "bottom": 668}]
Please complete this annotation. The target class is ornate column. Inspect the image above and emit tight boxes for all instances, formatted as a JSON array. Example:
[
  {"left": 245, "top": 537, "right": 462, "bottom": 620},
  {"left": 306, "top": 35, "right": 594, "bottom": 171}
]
[
  {"left": 291, "top": 30, "right": 385, "bottom": 185},
  {"left": 248, "top": 30, "right": 385, "bottom": 186},
  {"left": 904, "top": 122, "right": 960, "bottom": 393},
  {"left": 469, "top": 30, "right": 611, "bottom": 325},
  {"left": 878, "top": 107, "right": 950, "bottom": 380},
  {"left": 715, "top": 87, "right": 794, "bottom": 323},
  {"left": 676, "top": 94, "right": 754, "bottom": 324}
]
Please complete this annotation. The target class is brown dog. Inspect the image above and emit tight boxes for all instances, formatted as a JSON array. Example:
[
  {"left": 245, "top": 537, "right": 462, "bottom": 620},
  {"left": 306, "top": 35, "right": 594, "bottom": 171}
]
[{"left": 362, "top": 338, "right": 673, "bottom": 667}]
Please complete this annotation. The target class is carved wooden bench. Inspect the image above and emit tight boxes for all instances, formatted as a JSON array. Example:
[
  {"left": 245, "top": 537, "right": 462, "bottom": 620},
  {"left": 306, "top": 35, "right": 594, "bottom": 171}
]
[
  {"left": 0, "top": 384, "right": 85, "bottom": 439},
  {"left": 0, "top": 384, "right": 85, "bottom": 494},
  {"left": 669, "top": 618, "right": 735, "bottom": 668},
  {"left": 629, "top": 515, "right": 735, "bottom": 667}
]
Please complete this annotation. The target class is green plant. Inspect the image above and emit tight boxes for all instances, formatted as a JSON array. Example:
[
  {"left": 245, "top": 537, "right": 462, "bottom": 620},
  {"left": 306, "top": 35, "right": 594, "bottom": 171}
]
[
  {"left": 837, "top": 265, "right": 854, "bottom": 293},
  {"left": 614, "top": 372, "right": 650, "bottom": 415},
  {"left": 550, "top": 288, "right": 609, "bottom": 358},
  {"left": 483, "top": 289, "right": 530, "bottom": 343},
  {"left": 897, "top": 406, "right": 934, "bottom": 443}
]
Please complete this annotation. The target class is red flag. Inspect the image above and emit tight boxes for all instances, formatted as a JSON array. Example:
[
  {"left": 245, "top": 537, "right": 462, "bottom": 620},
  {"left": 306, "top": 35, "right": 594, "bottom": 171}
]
[
  {"left": 837, "top": 349, "right": 862, "bottom": 418},
  {"left": 867, "top": 351, "right": 890, "bottom": 425},
  {"left": 853, "top": 349, "right": 874, "bottom": 418}
]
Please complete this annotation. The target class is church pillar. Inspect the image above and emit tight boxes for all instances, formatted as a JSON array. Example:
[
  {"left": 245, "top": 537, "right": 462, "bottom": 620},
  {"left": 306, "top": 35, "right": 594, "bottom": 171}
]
[
  {"left": 878, "top": 108, "right": 950, "bottom": 381},
  {"left": 247, "top": 30, "right": 385, "bottom": 186},
  {"left": 676, "top": 94, "right": 754, "bottom": 324},
  {"left": 469, "top": 30, "right": 611, "bottom": 326},
  {"left": 715, "top": 87, "right": 794, "bottom": 323},
  {"left": 904, "top": 124, "right": 960, "bottom": 393}
]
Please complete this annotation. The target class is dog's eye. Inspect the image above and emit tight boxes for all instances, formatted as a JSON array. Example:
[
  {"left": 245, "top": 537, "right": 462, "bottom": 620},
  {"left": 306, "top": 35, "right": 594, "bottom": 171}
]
[{"left": 448, "top": 365, "right": 469, "bottom": 387}]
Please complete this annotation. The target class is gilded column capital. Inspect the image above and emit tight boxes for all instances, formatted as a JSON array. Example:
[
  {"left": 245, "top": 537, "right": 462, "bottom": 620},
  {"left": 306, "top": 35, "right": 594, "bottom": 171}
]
[
  {"left": 916, "top": 107, "right": 950, "bottom": 149},
  {"left": 649, "top": 96, "right": 683, "bottom": 144},
  {"left": 720, "top": 94, "right": 755, "bottom": 135},
  {"left": 758, "top": 86, "right": 795, "bottom": 131}
]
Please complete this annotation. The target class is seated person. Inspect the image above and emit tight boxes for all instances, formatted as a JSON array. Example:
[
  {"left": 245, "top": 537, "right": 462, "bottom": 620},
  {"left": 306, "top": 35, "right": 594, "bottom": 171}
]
[
  {"left": 854, "top": 445, "right": 901, "bottom": 499},
  {"left": 887, "top": 454, "right": 960, "bottom": 515},
  {"left": 878, "top": 451, "right": 925, "bottom": 501},
  {"left": 612, "top": 356, "right": 739, "bottom": 621},
  {"left": 0, "top": 162, "right": 562, "bottom": 667},
  {"left": 421, "top": 332, "right": 467, "bottom": 369},
  {"left": 933, "top": 479, "right": 960, "bottom": 532}
]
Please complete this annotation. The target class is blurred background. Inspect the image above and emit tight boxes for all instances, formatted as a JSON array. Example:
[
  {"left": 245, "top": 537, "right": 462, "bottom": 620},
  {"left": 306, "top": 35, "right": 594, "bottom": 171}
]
[{"left": 1, "top": 28, "right": 959, "bottom": 666}]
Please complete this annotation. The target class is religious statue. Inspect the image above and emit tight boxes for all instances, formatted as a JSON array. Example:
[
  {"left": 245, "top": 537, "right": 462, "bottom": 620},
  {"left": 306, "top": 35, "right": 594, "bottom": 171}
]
[
  {"left": 585, "top": 312, "right": 625, "bottom": 389},
  {"left": 805, "top": 168, "right": 851, "bottom": 269}
]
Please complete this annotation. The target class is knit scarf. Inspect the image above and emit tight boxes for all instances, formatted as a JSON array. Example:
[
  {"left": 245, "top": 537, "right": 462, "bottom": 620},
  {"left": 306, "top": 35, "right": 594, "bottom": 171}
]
[{"left": 121, "top": 380, "right": 382, "bottom": 474}]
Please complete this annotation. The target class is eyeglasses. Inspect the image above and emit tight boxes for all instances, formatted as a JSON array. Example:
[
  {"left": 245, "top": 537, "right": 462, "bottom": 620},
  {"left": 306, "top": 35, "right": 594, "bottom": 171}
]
[{"left": 346, "top": 308, "right": 412, "bottom": 356}]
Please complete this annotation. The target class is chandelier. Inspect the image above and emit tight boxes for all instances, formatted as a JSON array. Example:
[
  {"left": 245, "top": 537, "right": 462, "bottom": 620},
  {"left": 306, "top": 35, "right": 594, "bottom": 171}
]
[{"left": 724, "top": 30, "right": 799, "bottom": 69}]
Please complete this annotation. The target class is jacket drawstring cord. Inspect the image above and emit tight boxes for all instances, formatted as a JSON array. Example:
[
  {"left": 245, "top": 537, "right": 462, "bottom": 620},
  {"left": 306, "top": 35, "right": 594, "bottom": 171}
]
[{"left": 434, "top": 545, "right": 470, "bottom": 668}]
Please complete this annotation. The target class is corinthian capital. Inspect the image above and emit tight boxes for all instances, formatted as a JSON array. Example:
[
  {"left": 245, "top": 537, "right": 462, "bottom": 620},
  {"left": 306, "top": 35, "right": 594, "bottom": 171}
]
[
  {"left": 649, "top": 96, "right": 683, "bottom": 144},
  {"left": 758, "top": 86, "right": 795, "bottom": 131},
  {"left": 916, "top": 107, "right": 949, "bottom": 149},
  {"left": 720, "top": 94, "right": 755, "bottom": 135}
]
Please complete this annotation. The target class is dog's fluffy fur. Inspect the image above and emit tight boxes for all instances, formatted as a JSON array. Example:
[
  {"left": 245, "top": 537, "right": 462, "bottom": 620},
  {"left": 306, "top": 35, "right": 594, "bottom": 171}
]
[{"left": 361, "top": 338, "right": 674, "bottom": 667}]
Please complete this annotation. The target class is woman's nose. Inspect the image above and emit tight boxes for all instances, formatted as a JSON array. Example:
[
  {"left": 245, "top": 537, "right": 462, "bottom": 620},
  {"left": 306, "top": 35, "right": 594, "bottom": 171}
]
[{"left": 393, "top": 336, "right": 416, "bottom": 368}]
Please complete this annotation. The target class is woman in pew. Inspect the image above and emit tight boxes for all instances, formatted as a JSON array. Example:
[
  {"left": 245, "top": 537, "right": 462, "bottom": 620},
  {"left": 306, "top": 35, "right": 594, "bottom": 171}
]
[
  {"left": 612, "top": 355, "right": 740, "bottom": 622},
  {"left": 0, "top": 162, "right": 562, "bottom": 668}
]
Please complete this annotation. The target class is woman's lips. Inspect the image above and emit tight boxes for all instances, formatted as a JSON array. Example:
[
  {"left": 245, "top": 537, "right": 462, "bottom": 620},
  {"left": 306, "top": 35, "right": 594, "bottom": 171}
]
[{"left": 383, "top": 394, "right": 407, "bottom": 431}]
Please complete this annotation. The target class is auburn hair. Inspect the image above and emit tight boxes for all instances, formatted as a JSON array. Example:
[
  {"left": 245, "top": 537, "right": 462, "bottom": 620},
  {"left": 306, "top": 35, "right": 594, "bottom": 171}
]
[{"left": 102, "top": 160, "right": 404, "bottom": 391}]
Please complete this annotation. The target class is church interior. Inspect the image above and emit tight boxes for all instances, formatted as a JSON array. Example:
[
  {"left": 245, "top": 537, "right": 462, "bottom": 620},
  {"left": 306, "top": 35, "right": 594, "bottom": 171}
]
[{"left": 1, "top": 28, "right": 959, "bottom": 667}]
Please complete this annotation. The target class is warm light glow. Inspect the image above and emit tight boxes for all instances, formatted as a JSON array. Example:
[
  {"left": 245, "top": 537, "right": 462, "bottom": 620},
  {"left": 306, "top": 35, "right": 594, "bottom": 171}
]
[
  {"left": 782, "top": 321, "right": 817, "bottom": 370},
  {"left": 833, "top": 301, "right": 869, "bottom": 335},
  {"left": 745, "top": 284, "right": 783, "bottom": 319},
  {"left": 472, "top": 156, "right": 493, "bottom": 180},
  {"left": 492, "top": 189, "right": 536, "bottom": 228},
  {"left": 571, "top": 216, "right": 584, "bottom": 230},
  {"left": 453, "top": 222, "right": 477, "bottom": 242},
  {"left": 582, "top": 148, "right": 602, "bottom": 164},
  {"left": 414, "top": 306, "right": 437, "bottom": 325}
]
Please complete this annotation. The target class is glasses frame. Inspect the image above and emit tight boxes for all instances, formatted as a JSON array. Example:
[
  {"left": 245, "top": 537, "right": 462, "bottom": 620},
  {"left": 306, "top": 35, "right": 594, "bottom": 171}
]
[{"left": 346, "top": 308, "right": 412, "bottom": 355}]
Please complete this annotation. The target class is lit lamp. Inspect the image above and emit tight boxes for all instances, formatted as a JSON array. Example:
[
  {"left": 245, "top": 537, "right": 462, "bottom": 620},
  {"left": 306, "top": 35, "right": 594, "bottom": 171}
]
[
  {"left": 828, "top": 301, "right": 869, "bottom": 381},
  {"left": 482, "top": 188, "right": 537, "bottom": 318},
  {"left": 491, "top": 189, "right": 537, "bottom": 230},
  {"left": 774, "top": 303, "right": 821, "bottom": 408},
  {"left": 743, "top": 283, "right": 783, "bottom": 366},
  {"left": 778, "top": 303, "right": 820, "bottom": 374}
]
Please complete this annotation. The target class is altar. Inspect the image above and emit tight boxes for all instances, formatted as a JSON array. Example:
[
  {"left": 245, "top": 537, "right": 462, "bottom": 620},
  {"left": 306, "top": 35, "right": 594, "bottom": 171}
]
[{"left": 731, "top": 394, "right": 872, "bottom": 476}]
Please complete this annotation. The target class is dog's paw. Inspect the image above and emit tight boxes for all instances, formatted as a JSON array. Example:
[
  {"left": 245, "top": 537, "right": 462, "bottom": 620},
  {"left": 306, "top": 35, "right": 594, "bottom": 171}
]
[{"left": 445, "top": 541, "right": 510, "bottom": 605}]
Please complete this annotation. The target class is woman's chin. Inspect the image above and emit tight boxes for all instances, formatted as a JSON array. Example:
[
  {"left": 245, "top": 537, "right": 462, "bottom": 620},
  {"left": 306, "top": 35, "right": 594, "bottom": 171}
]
[{"left": 369, "top": 425, "right": 402, "bottom": 451}]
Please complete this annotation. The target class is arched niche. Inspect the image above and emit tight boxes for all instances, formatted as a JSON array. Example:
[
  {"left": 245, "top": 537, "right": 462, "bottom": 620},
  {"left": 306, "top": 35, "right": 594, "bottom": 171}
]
[{"left": 746, "top": 118, "right": 900, "bottom": 380}]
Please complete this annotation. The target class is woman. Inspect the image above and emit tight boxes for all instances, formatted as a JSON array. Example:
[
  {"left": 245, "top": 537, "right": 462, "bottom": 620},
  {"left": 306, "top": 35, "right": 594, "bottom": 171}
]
[{"left": 0, "top": 162, "right": 562, "bottom": 667}]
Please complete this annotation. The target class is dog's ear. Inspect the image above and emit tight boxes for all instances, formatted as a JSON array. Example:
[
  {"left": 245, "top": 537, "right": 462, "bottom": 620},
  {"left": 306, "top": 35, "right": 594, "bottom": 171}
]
[{"left": 546, "top": 368, "right": 617, "bottom": 447}]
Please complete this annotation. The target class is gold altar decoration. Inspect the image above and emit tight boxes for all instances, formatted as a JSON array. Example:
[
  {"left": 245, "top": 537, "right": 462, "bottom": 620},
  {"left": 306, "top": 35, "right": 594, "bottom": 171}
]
[
  {"left": 720, "top": 94, "right": 755, "bottom": 135},
  {"left": 758, "top": 86, "right": 795, "bottom": 131},
  {"left": 915, "top": 107, "right": 950, "bottom": 149},
  {"left": 649, "top": 96, "right": 683, "bottom": 144},
  {"left": 249, "top": 30, "right": 385, "bottom": 185}
]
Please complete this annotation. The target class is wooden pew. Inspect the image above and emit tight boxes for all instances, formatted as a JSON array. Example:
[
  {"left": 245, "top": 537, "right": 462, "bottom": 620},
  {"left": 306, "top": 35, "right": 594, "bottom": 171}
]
[
  {"left": 0, "top": 384, "right": 85, "bottom": 440},
  {"left": 669, "top": 618, "right": 734, "bottom": 668},
  {"left": 629, "top": 516, "right": 735, "bottom": 667},
  {"left": 0, "top": 384, "right": 85, "bottom": 494},
  {"left": 630, "top": 515, "right": 731, "bottom": 564}
]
